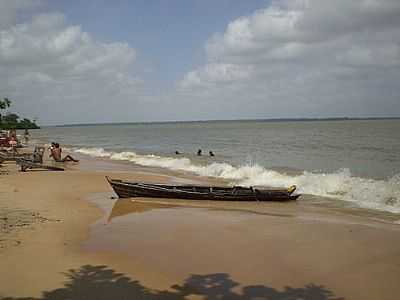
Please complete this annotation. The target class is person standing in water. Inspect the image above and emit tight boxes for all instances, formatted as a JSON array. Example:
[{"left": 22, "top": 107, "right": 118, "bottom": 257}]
[
  {"left": 197, "top": 149, "right": 202, "bottom": 156},
  {"left": 24, "top": 129, "right": 30, "bottom": 144}
]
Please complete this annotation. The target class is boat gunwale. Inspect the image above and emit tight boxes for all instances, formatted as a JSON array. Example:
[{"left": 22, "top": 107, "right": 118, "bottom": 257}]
[
  {"left": 106, "top": 177, "right": 300, "bottom": 202},
  {"left": 109, "top": 179, "right": 293, "bottom": 194}
]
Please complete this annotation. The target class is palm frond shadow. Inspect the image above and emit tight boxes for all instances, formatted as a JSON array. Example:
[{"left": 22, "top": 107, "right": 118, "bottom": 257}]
[{"left": 2, "top": 264, "right": 344, "bottom": 300}]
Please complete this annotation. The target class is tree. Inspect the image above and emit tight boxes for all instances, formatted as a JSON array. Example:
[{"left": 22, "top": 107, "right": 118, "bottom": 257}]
[
  {"left": 0, "top": 97, "right": 11, "bottom": 125},
  {"left": 0, "top": 97, "right": 11, "bottom": 110},
  {"left": 0, "top": 97, "right": 39, "bottom": 129},
  {"left": 3, "top": 113, "right": 19, "bottom": 128}
]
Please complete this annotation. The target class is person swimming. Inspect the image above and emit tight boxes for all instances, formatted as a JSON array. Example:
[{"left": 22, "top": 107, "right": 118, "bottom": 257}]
[
  {"left": 209, "top": 151, "right": 215, "bottom": 157},
  {"left": 175, "top": 150, "right": 181, "bottom": 155}
]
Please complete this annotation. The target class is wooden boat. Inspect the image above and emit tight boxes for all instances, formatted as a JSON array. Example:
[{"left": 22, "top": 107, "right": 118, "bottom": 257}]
[
  {"left": 106, "top": 177, "right": 300, "bottom": 201},
  {"left": 0, "top": 151, "right": 31, "bottom": 162},
  {"left": 16, "top": 158, "right": 64, "bottom": 172}
]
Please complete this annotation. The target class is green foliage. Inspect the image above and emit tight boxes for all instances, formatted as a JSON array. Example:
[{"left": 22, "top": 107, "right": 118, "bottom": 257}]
[
  {"left": 0, "top": 97, "right": 11, "bottom": 110},
  {"left": 0, "top": 98, "right": 40, "bottom": 129}
]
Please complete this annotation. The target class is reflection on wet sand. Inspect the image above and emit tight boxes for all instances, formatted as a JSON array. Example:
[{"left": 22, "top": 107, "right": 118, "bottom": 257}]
[
  {"left": 107, "top": 199, "right": 178, "bottom": 222},
  {"left": 107, "top": 197, "right": 297, "bottom": 224},
  {"left": 83, "top": 195, "right": 400, "bottom": 300}
]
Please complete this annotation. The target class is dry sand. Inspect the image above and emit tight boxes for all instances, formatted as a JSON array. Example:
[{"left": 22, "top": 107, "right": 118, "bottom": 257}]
[{"left": 0, "top": 156, "right": 400, "bottom": 300}]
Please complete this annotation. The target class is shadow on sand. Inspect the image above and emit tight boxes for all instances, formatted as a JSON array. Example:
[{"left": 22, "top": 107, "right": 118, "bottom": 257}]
[{"left": 1, "top": 264, "right": 344, "bottom": 300}]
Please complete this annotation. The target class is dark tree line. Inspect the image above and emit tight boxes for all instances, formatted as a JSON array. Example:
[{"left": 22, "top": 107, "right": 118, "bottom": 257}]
[{"left": 0, "top": 98, "right": 39, "bottom": 129}]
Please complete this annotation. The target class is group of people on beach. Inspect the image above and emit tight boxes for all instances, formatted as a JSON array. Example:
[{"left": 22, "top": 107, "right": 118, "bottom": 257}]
[
  {"left": 0, "top": 129, "right": 79, "bottom": 164},
  {"left": 1, "top": 129, "right": 30, "bottom": 145},
  {"left": 0, "top": 129, "right": 18, "bottom": 149}
]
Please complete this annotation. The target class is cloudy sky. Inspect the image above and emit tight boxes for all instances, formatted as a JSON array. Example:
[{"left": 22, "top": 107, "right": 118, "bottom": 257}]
[{"left": 1, "top": 0, "right": 399, "bottom": 125}]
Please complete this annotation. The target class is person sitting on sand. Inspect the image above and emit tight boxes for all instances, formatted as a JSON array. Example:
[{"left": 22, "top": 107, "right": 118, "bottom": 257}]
[{"left": 50, "top": 143, "right": 79, "bottom": 162}]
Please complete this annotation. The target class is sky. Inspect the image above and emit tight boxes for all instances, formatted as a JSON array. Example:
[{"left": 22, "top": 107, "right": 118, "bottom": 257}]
[{"left": 0, "top": 0, "right": 399, "bottom": 125}]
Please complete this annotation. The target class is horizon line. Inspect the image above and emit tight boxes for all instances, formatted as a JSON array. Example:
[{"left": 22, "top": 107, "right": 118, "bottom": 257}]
[{"left": 47, "top": 116, "right": 400, "bottom": 127}]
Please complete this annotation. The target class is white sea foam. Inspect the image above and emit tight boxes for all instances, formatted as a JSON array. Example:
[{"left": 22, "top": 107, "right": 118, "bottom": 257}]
[
  {"left": 75, "top": 147, "right": 112, "bottom": 158},
  {"left": 73, "top": 147, "right": 400, "bottom": 213}
]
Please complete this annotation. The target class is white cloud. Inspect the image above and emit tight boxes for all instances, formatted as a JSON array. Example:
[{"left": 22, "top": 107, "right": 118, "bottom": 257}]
[
  {"left": 0, "top": 6, "right": 141, "bottom": 124},
  {"left": 180, "top": 63, "right": 253, "bottom": 89},
  {"left": 180, "top": 0, "right": 400, "bottom": 117},
  {"left": 0, "top": 0, "right": 41, "bottom": 29},
  {"left": 1, "top": 1, "right": 399, "bottom": 124}
]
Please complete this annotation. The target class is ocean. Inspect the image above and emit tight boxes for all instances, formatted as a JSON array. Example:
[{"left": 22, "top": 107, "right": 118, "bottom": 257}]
[{"left": 32, "top": 119, "right": 400, "bottom": 214}]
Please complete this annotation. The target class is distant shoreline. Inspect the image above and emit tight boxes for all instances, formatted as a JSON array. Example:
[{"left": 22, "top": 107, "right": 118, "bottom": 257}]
[{"left": 52, "top": 116, "right": 400, "bottom": 127}]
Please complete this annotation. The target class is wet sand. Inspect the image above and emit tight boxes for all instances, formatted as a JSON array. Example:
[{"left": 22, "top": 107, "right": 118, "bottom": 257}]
[{"left": 1, "top": 155, "right": 400, "bottom": 300}]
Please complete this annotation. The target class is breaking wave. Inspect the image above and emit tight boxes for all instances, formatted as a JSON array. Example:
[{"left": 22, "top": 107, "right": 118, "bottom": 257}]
[{"left": 74, "top": 147, "right": 400, "bottom": 214}]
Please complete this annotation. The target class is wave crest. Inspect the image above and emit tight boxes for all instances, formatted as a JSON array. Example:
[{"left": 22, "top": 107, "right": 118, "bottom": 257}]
[{"left": 73, "top": 147, "right": 400, "bottom": 213}]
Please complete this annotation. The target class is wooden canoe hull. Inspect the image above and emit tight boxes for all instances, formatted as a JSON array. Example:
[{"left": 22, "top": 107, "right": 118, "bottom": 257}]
[
  {"left": 0, "top": 152, "right": 31, "bottom": 162},
  {"left": 106, "top": 177, "right": 300, "bottom": 202},
  {"left": 16, "top": 158, "right": 65, "bottom": 171}
]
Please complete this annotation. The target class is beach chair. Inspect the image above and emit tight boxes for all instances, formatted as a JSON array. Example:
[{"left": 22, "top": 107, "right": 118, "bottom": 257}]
[
  {"left": 31, "top": 146, "right": 44, "bottom": 163},
  {"left": 16, "top": 146, "right": 64, "bottom": 172}
]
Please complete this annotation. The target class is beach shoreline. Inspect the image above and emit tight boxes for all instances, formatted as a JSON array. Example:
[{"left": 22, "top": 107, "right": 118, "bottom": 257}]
[{"left": 1, "top": 147, "right": 400, "bottom": 300}]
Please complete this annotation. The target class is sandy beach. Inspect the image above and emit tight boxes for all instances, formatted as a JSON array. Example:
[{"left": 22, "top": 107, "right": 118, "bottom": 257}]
[
  {"left": 1, "top": 151, "right": 400, "bottom": 300},
  {"left": 2, "top": 0, "right": 400, "bottom": 298}
]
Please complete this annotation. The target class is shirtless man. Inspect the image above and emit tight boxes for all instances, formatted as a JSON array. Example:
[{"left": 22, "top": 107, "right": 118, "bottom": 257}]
[{"left": 50, "top": 143, "right": 79, "bottom": 162}]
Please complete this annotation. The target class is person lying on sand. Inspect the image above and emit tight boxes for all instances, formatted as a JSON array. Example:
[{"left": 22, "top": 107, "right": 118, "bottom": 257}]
[{"left": 50, "top": 143, "right": 79, "bottom": 162}]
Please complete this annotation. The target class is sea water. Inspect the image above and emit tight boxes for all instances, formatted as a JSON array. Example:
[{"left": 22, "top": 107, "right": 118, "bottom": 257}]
[{"left": 33, "top": 119, "right": 400, "bottom": 214}]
